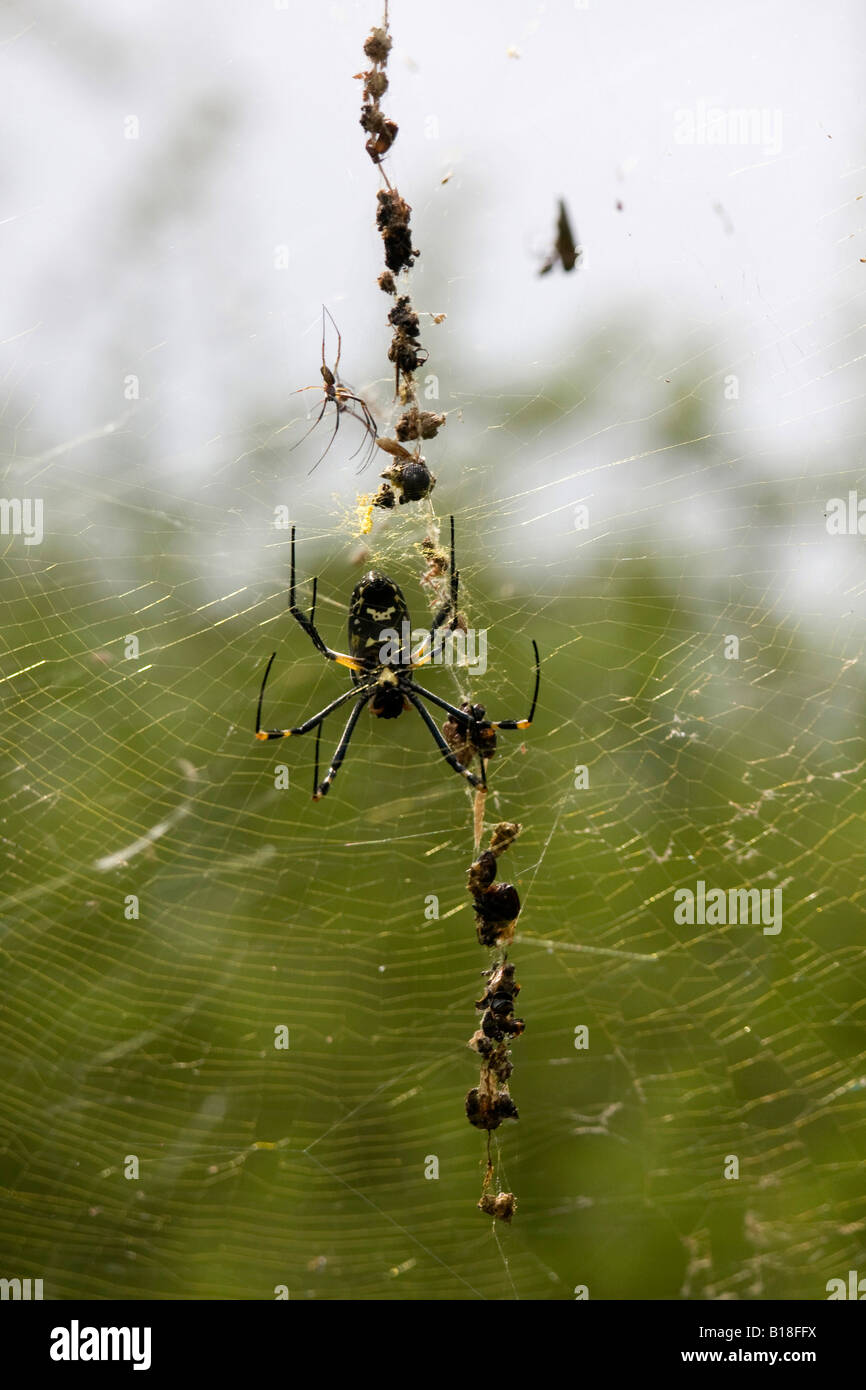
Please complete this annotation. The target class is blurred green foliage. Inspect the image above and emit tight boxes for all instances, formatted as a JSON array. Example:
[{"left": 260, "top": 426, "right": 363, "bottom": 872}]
[{"left": 1, "top": 354, "right": 865, "bottom": 1301}]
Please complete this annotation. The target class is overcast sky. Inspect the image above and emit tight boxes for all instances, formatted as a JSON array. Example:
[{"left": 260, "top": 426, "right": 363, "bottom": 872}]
[{"left": 2, "top": 1, "right": 864, "bottom": 607}]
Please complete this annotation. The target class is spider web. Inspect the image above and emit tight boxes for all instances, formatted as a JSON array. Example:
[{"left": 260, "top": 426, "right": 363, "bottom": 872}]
[{"left": 1, "top": 0, "right": 865, "bottom": 1301}]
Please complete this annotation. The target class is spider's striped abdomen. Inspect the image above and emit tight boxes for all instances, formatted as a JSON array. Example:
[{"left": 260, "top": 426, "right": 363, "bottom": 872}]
[{"left": 348, "top": 571, "right": 411, "bottom": 675}]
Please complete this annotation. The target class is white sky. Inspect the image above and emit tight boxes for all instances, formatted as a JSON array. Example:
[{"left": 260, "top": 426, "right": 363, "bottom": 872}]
[{"left": 1, "top": 0, "right": 864, "bottom": 603}]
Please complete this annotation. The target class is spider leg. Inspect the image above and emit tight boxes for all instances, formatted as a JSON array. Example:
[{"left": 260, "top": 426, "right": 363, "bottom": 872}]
[
  {"left": 353, "top": 400, "right": 380, "bottom": 469},
  {"left": 412, "top": 517, "right": 457, "bottom": 665},
  {"left": 292, "top": 686, "right": 372, "bottom": 735},
  {"left": 356, "top": 431, "right": 378, "bottom": 472},
  {"left": 361, "top": 405, "right": 380, "bottom": 459},
  {"left": 435, "top": 515, "right": 459, "bottom": 629},
  {"left": 341, "top": 392, "right": 379, "bottom": 437},
  {"left": 289, "top": 395, "right": 331, "bottom": 454},
  {"left": 340, "top": 397, "right": 379, "bottom": 466},
  {"left": 313, "top": 723, "right": 322, "bottom": 794},
  {"left": 448, "top": 514, "right": 457, "bottom": 608},
  {"left": 359, "top": 398, "right": 378, "bottom": 437},
  {"left": 406, "top": 692, "right": 483, "bottom": 790},
  {"left": 256, "top": 660, "right": 368, "bottom": 740},
  {"left": 323, "top": 305, "right": 342, "bottom": 378},
  {"left": 414, "top": 519, "right": 461, "bottom": 664},
  {"left": 307, "top": 406, "right": 342, "bottom": 473},
  {"left": 287, "top": 526, "right": 365, "bottom": 672},
  {"left": 410, "top": 643, "right": 539, "bottom": 730},
  {"left": 357, "top": 410, "right": 381, "bottom": 469},
  {"left": 255, "top": 651, "right": 278, "bottom": 735},
  {"left": 406, "top": 678, "right": 488, "bottom": 786},
  {"left": 345, "top": 411, "right": 373, "bottom": 463},
  {"left": 487, "top": 640, "right": 541, "bottom": 731},
  {"left": 313, "top": 694, "right": 368, "bottom": 800},
  {"left": 404, "top": 679, "right": 475, "bottom": 725}
]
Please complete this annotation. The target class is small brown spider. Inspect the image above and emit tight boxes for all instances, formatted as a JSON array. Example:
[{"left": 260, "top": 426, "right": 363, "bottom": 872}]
[{"left": 291, "top": 307, "right": 379, "bottom": 471}]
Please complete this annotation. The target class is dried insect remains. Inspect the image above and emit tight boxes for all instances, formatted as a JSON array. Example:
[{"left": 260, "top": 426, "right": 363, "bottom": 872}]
[
  {"left": 356, "top": 11, "right": 443, "bottom": 508},
  {"left": 465, "top": 822, "right": 526, "bottom": 1223}
]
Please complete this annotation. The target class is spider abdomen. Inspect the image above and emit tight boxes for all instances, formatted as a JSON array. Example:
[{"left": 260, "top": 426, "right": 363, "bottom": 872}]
[{"left": 348, "top": 570, "right": 411, "bottom": 668}]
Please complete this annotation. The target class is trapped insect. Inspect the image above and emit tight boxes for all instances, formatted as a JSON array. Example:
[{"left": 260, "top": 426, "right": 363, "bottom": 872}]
[
  {"left": 538, "top": 198, "right": 582, "bottom": 276},
  {"left": 375, "top": 436, "right": 436, "bottom": 504},
  {"left": 255, "top": 518, "right": 540, "bottom": 800},
  {"left": 290, "top": 307, "right": 379, "bottom": 471}
]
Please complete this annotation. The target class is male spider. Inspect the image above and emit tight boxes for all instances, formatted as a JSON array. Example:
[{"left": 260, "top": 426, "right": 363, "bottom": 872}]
[
  {"left": 255, "top": 518, "right": 540, "bottom": 800},
  {"left": 290, "top": 307, "right": 379, "bottom": 472}
]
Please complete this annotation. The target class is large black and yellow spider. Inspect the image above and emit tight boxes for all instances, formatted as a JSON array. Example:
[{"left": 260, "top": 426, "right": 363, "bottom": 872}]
[
  {"left": 290, "top": 307, "right": 379, "bottom": 471},
  {"left": 255, "top": 518, "right": 540, "bottom": 800}
]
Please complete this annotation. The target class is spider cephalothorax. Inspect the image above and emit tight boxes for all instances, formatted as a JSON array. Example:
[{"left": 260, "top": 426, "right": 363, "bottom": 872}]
[
  {"left": 255, "top": 519, "right": 539, "bottom": 800},
  {"left": 368, "top": 666, "right": 409, "bottom": 720}
]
